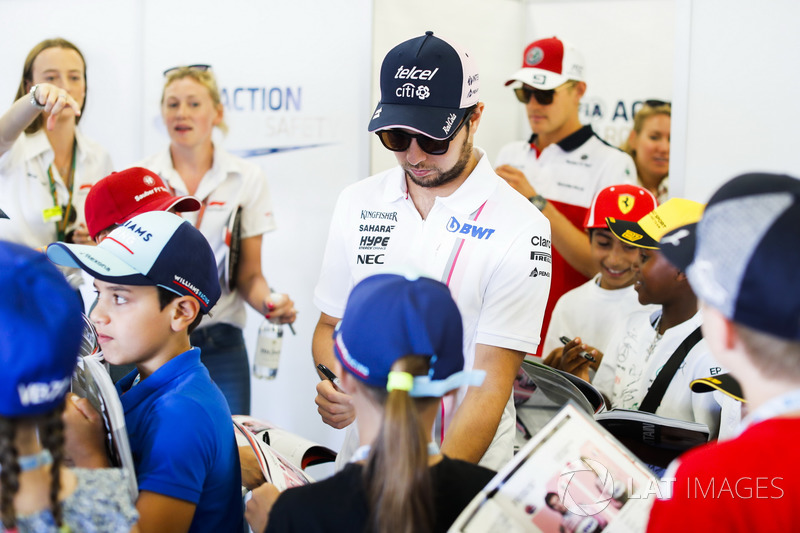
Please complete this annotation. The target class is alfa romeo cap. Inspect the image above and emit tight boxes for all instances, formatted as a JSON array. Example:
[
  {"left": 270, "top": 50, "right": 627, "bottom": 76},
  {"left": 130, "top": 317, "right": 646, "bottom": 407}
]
[
  {"left": 505, "top": 36, "right": 585, "bottom": 90},
  {"left": 660, "top": 173, "right": 800, "bottom": 341},
  {"left": 333, "top": 273, "right": 485, "bottom": 397},
  {"left": 85, "top": 167, "right": 201, "bottom": 240},
  {"left": 47, "top": 211, "right": 220, "bottom": 314},
  {"left": 0, "top": 241, "right": 83, "bottom": 417},
  {"left": 607, "top": 198, "right": 704, "bottom": 249},
  {"left": 368, "top": 31, "right": 480, "bottom": 140},
  {"left": 583, "top": 184, "right": 658, "bottom": 229}
]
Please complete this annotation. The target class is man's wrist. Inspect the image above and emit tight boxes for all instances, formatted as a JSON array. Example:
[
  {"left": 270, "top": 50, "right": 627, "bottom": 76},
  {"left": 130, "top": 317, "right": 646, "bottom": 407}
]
[
  {"left": 528, "top": 194, "right": 548, "bottom": 211},
  {"left": 29, "top": 84, "right": 45, "bottom": 109}
]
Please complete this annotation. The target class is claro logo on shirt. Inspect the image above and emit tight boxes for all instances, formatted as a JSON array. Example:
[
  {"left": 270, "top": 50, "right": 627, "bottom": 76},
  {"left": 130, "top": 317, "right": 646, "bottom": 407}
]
[{"left": 446, "top": 217, "right": 495, "bottom": 240}]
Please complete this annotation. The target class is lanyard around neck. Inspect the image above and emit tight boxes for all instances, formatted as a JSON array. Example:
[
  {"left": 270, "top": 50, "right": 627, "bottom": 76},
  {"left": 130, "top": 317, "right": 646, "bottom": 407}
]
[{"left": 46, "top": 140, "right": 78, "bottom": 241}]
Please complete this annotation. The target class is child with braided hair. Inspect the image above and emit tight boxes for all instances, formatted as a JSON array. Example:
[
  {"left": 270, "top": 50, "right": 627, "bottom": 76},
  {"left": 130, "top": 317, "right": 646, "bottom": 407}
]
[
  {"left": 246, "top": 273, "right": 495, "bottom": 533},
  {"left": 0, "top": 241, "right": 137, "bottom": 533}
]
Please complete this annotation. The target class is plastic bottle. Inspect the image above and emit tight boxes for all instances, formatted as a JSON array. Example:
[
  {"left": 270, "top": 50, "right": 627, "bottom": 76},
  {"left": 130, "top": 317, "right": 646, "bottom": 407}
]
[
  {"left": 253, "top": 320, "right": 283, "bottom": 379},
  {"left": 253, "top": 293, "right": 284, "bottom": 380}
]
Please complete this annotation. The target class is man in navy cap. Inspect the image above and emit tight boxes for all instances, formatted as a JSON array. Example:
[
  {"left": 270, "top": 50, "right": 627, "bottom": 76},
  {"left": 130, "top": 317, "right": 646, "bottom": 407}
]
[{"left": 312, "top": 32, "right": 552, "bottom": 470}]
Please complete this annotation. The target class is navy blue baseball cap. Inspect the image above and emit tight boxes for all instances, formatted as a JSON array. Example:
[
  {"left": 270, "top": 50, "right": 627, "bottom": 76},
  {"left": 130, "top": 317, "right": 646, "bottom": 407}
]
[
  {"left": 661, "top": 173, "right": 800, "bottom": 341},
  {"left": 46, "top": 211, "right": 221, "bottom": 314},
  {"left": 333, "top": 273, "right": 485, "bottom": 397},
  {"left": 368, "top": 31, "right": 480, "bottom": 140},
  {"left": 0, "top": 241, "right": 83, "bottom": 417}
]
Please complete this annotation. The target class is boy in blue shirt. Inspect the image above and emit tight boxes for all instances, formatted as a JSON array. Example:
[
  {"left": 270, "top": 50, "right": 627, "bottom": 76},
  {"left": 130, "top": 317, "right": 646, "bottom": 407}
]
[{"left": 48, "top": 210, "right": 243, "bottom": 533}]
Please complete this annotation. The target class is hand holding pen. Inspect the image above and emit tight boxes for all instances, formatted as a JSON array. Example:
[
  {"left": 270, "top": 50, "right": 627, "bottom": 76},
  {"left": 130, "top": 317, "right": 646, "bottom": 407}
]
[
  {"left": 316, "top": 363, "right": 342, "bottom": 390},
  {"left": 315, "top": 363, "right": 355, "bottom": 429}
]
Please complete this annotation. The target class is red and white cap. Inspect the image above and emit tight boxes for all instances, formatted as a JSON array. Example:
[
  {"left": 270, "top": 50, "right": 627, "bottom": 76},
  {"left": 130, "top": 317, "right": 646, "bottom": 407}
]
[
  {"left": 505, "top": 37, "right": 585, "bottom": 90},
  {"left": 85, "top": 167, "right": 201, "bottom": 240},
  {"left": 583, "top": 184, "right": 658, "bottom": 230}
]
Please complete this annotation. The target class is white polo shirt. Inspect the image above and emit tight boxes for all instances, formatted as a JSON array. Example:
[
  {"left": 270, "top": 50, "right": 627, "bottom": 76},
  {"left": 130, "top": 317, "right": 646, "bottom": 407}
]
[
  {"left": 495, "top": 125, "right": 636, "bottom": 355},
  {"left": 140, "top": 146, "right": 276, "bottom": 329},
  {"left": 0, "top": 129, "right": 112, "bottom": 248},
  {"left": 315, "top": 148, "right": 551, "bottom": 469},
  {"left": 593, "top": 308, "right": 723, "bottom": 438},
  {"left": 542, "top": 274, "right": 657, "bottom": 356}
]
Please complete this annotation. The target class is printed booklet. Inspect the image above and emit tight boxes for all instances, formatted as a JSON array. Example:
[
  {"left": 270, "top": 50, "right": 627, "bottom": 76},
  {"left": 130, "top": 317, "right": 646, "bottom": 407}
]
[
  {"left": 233, "top": 415, "right": 337, "bottom": 491},
  {"left": 450, "top": 402, "right": 660, "bottom": 533},
  {"left": 514, "top": 360, "right": 605, "bottom": 444},
  {"left": 71, "top": 315, "right": 138, "bottom": 503},
  {"left": 594, "top": 410, "right": 709, "bottom": 468}
]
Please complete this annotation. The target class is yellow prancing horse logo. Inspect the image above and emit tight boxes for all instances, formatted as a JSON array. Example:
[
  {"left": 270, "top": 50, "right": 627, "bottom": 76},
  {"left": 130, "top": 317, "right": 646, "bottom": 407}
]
[{"left": 618, "top": 194, "right": 635, "bottom": 215}]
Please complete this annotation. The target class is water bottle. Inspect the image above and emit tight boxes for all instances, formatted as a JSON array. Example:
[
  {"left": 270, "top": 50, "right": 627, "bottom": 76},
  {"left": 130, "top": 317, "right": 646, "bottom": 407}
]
[{"left": 253, "top": 319, "right": 283, "bottom": 379}]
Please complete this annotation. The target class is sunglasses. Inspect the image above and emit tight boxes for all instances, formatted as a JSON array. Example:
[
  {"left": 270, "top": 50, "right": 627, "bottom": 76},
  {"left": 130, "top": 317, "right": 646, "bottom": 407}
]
[
  {"left": 376, "top": 108, "right": 476, "bottom": 155},
  {"left": 644, "top": 99, "right": 671, "bottom": 107},
  {"left": 514, "top": 82, "right": 575, "bottom": 106},
  {"left": 163, "top": 64, "right": 212, "bottom": 77}
]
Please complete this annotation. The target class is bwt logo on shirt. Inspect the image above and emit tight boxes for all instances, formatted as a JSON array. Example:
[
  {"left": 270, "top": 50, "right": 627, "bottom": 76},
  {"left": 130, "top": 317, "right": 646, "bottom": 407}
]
[{"left": 446, "top": 217, "right": 495, "bottom": 240}]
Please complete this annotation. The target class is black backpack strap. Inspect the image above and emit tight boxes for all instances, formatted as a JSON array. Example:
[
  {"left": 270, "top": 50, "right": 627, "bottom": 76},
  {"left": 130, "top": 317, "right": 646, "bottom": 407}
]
[{"left": 638, "top": 326, "right": 703, "bottom": 413}]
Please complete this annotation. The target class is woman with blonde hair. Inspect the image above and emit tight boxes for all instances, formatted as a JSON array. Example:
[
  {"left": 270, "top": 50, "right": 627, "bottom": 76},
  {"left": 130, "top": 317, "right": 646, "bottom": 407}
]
[
  {"left": 246, "top": 273, "right": 494, "bottom": 533},
  {"left": 621, "top": 100, "right": 671, "bottom": 203},
  {"left": 0, "top": 38, "right": 112, "bottom": 249},
  {"left": 139, "top": 65, "right": 295, "bottom": 415}
]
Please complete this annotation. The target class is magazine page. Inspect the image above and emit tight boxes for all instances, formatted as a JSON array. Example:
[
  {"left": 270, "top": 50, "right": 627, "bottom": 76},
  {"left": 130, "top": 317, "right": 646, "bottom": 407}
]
[
  {"left": 594, "top": 409, "right": 709, "bottom": 468},
  {"left": 233, "top": 419, "right": 314, "bottom": 492},
  {"left": 451, "top": 402, "right": 659, "bottom": 533},
  {"left": 72, "top": 354, "right": 138, "bottom": 503},
  {"left": 232, "top": 415, "right": 336, "bottom": 469},
  {"left": 515, "top": 360, "right": 604, "bottom": 448}
]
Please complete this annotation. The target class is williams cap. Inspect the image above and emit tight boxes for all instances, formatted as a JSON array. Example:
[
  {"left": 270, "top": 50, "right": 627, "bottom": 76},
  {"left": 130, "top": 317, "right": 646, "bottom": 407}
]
[{"left": 47, "top": 211, "right": 220, "bottom": 314}]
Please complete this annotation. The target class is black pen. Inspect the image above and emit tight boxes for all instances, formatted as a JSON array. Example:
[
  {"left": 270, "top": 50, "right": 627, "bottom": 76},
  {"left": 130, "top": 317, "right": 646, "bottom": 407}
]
[
  {"left": 559, "top": 336, "right": 597, "bottom": 363},
  {"left": 316, "top": 363, "right": 342, "bottom": 389}
]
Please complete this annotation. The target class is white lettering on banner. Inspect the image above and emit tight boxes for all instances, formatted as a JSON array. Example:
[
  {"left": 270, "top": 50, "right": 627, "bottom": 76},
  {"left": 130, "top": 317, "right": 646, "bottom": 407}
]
[
  {"left": 394, "top": 65, "right": 439, "bottom": 81},
  {"left": 18, "top": 377, "right": 71, "bottom": 406}
]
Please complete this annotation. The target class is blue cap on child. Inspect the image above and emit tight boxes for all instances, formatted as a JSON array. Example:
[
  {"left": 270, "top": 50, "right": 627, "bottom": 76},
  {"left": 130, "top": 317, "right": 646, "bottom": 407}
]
[
  {"left": 0, "top": 241, "right": 83, "bottom": 417},
  {"left": 333, "top": 273, "right": 485, "bottom": 397},
  {"left": 46, "top": 211, "right": 221, "bottom": 314}
]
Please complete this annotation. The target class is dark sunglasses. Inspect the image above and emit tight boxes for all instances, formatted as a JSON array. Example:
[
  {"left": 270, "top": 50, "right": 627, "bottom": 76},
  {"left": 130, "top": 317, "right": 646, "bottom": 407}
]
[
  {"left": 513, "top": 82, "right": 575, "bottom": 106},
  {"left": 376, "top": 108, "right": 476, "bottom": 155},
  {"left": 163, "top": 64, "right": 212, "bottom": 77},
  {"left": 644, "top": 99, "right": 671, "bottom": 107}
]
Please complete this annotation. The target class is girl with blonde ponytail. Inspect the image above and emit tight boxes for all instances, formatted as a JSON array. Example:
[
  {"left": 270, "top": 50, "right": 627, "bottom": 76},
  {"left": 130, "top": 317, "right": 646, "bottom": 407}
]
[{"left": 246, "top": 273, "right": 495, "bottom": 533}]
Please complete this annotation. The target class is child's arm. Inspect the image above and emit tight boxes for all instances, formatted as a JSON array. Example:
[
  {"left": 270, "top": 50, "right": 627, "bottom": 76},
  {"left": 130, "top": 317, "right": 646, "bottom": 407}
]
[
  {"left": 63, "top": 394, "right": 110, "bottom": 468},
  {"left": 136, "top": 491, "right": 196, "bottom": 533},
  {"left": 245, "top": 483, "right": 280, "bottom": 533},
  {"left": 558, "top": 337, "right": 603, "bottom": 382}
]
